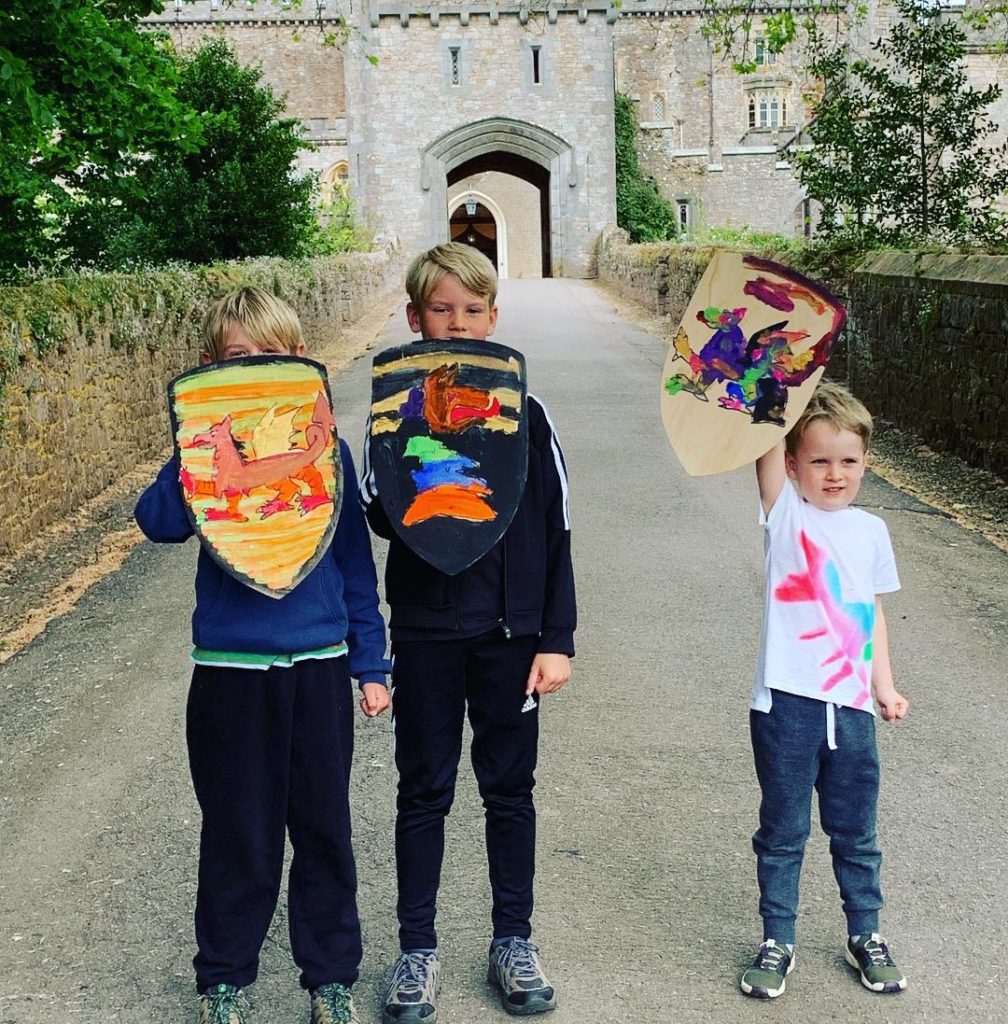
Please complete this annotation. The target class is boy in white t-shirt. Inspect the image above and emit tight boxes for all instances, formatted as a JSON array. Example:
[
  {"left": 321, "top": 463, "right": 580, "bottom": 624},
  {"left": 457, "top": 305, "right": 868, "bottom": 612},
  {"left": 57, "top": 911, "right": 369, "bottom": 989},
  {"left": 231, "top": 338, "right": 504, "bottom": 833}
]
[{"left": 740, "top": 381, "right": 909, "bottom": 1000}]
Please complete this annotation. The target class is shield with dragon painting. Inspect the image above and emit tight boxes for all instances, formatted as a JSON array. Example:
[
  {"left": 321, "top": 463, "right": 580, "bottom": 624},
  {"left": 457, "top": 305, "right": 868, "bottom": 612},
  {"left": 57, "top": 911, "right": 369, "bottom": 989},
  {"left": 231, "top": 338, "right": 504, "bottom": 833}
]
[
  {"left": 168, "top": 355, "right": 342, "bottom": 597},
  {"left": 370, "top": 338, "right": 528, "bottom": 575},
  {"left": 660, "top": 252, "right": 848, "bottom": 475}
]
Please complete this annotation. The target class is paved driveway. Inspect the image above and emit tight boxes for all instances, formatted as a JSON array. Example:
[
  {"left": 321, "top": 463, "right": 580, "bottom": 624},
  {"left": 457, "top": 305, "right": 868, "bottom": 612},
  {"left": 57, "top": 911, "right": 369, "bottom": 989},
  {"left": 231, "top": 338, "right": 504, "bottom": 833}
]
[{"left": 1, "top": 279, "right": 1006, "bottom": 1023}]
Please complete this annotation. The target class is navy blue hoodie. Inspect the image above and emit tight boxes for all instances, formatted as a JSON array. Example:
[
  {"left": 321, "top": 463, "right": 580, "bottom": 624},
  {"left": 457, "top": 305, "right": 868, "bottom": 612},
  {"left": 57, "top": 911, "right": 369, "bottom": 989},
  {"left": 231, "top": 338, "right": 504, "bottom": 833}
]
[{"left": 135, "top": 439, "right": 390, "bottom": 684}]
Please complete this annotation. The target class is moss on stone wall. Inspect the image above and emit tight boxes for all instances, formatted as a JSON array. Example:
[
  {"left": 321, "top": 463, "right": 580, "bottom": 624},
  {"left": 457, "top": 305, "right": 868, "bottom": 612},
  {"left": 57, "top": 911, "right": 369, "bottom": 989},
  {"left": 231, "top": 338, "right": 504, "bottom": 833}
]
[{"left": 0, "top": 252, "right": 401, "bottom": 557}]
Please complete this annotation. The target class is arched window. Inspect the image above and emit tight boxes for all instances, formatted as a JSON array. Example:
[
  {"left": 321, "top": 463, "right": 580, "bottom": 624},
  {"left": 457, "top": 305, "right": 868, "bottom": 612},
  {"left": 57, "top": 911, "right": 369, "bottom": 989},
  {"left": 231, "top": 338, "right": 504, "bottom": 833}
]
[
  {"left": 748, "top": 96, "right": 756, "bottom": 129},
  {"left": 653, "top": 93, "right": 665, "bottom": 121},
  {"left": 758, "top": 96, "right": 768, "bottom": 127},
  {"left": 770, "top": 97, "right": 780, "bottom": 128},
  {"left": 320, "top": 161, "right": 350, "bottom": 203}
]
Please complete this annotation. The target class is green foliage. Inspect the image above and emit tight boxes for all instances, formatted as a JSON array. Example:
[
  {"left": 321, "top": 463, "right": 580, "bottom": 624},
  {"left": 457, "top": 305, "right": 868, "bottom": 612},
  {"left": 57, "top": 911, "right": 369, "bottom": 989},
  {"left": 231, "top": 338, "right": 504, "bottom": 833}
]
[
  {"left": 311, "top": 183, "right": 375, "bottom": 255},
  {"left": 0, "top": 1, "right": 203, "bottom": 275},
  {"left": 614, "top": 93, "right": 678, "bottom": 243},
  {"left": 796, "top": 0, "right": 1008, "bottom": 246},
  {"left": 65, "top": 37, "right": 318, "bottom": 267},
  {"left": 698, "top": 0, "right": 853, "bottom": 73}
]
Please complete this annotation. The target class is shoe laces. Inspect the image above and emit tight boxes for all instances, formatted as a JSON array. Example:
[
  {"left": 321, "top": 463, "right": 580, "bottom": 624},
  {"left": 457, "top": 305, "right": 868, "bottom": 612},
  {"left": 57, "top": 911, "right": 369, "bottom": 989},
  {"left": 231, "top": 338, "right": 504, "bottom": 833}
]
[
  {"left": 859, "top": 937, "right": 895, "bottom": 967},
  {"left": 495, "top": 938, "right": 544, "bottom": 984},
  {"left": 311, "top": 982, "right": 357, "bottom": 1024},
  {"left": 755, "top": 942, "right": 788, "bottom": 971},
  {"left": 389, "top": 951, "right": 438, "bottom": 999},
  {"left": 201, "top": 984, "right": 247, "bottom": 1024}
]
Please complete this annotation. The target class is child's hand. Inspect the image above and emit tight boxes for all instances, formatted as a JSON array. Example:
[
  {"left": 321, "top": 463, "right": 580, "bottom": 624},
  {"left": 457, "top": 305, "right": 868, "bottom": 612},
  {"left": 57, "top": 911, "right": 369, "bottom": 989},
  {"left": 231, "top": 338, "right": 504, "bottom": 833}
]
[
  {"left": 360, "top": 682, "right": 391, "bottom": 717},
  {"left": 876, "top": 687, "right": 909, "bottom": 722},
  {"left": 526, "top": 653, "right": 571, "bottom": 696}
]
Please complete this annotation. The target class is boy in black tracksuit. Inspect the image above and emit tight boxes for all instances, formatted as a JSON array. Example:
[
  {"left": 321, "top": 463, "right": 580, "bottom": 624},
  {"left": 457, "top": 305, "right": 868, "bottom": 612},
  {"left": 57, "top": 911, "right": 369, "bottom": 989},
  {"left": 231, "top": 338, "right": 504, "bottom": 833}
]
[{"left": 360, "top": 243, "right": 576, "bottom": 1023}]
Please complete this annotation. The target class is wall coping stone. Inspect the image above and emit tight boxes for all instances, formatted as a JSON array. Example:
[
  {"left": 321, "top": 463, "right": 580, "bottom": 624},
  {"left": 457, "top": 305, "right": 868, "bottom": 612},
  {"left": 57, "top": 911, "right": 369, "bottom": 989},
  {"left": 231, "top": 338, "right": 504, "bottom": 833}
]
[{"left": 855, "top": 252, "right": 1008, "bottom": 299}]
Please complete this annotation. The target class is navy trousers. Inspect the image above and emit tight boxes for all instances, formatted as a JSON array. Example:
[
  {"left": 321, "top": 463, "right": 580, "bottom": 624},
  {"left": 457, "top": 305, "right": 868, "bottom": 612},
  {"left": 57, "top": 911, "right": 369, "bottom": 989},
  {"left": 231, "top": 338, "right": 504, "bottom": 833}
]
[
  {"left": 391, "top": 632, "right": 540, "bottom": 951},
  {"left": 750, "top": 690, "right": 884, "bottom": 945},
  {"left": 186, "top": 659, "right": 361, "bottom": 992}
]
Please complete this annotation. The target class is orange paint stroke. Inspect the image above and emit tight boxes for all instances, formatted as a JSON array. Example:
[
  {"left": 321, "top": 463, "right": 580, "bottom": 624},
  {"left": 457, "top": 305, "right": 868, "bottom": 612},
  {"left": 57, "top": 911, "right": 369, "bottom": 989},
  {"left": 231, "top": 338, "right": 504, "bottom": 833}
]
[{"left": 402, "top": 483, "right": 496, "bottom": 526}]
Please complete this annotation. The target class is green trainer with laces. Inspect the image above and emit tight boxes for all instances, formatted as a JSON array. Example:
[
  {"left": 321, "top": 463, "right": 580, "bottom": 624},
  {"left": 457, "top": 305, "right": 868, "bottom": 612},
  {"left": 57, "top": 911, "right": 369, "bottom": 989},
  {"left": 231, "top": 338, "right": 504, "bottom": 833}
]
[
  {"left": 309, "top": 982, "right": 360, "bottom": 1024},
  {"left": 197, "top": 983, "right": 250, "bottom": 1024},
  {"left": 487, "top": 937, "right": 557, "bottom": 1016},
  {"left": 845, "top": 934, "right": 907, "bottom": 993},
  {"left": 740, "top": 940, "right": 794, "bottom": 999},
  {"left": 383, "top": 950, "right": 440, "bottom": 1023}
]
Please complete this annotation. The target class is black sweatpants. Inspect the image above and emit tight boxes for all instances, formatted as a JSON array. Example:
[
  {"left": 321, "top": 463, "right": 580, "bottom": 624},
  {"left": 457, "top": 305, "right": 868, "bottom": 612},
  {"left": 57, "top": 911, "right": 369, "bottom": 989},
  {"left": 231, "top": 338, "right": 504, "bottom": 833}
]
[
  {"left": 391, "top": 631, "right": 540, "bottom": 951},
  {"left": 186, "top": 658, "right": 361, "bottom": 992}
]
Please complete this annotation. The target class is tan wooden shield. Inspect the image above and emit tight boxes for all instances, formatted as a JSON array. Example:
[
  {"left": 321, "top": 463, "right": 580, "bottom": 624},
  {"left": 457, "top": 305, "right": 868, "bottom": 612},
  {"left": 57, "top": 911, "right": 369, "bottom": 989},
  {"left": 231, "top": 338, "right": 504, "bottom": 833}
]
[
  {"left": 660, "top": 252, "right": 847, "bottom": 476},
  {"left": 168, "top": 355, "right": 342, "bottom": 597}
]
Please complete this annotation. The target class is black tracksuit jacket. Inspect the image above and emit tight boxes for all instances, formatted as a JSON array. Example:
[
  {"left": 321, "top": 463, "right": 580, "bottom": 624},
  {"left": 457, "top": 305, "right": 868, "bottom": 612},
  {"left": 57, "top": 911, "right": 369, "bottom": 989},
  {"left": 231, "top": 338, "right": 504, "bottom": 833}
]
[{"left": 359, "top": 394, "right": 576, "bottom": 655}]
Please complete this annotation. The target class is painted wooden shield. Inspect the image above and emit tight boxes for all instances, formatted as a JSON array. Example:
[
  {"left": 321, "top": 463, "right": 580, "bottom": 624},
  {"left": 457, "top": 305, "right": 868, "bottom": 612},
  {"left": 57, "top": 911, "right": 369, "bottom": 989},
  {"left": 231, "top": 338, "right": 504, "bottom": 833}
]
[
  {"left": 660, "top": 252, "right": 848, "bottom": 475},
  {"left": 168, "top": 355, "right": 342, "bottom": 598},
  {"left": 370, "top": 338, "right": 528, "bottom": 575}
]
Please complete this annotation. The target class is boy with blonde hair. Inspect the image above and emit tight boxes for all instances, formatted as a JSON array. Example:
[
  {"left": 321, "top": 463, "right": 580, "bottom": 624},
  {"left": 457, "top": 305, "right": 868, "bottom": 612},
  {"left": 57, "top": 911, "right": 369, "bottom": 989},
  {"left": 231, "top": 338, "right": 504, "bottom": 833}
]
[
  {"left": 136, "top": 285, "right": 390, "bottom": 1024},
  {"left": 360, "top": 244, "right": 576, "bottom": 1022},
  {"left": 741, "top": 380, "right": 909, "bottom": 1000}
]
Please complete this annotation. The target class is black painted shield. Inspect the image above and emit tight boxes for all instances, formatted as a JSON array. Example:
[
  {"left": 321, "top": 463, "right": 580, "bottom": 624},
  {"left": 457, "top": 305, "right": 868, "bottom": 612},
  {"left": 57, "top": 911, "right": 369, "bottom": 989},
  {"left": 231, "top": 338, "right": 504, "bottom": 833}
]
[
  {"left": 369, "top": 338, "right": 528, "bottom": 575},
  {"left": 168, "top": 355, "right": 342, "bottom": 597}
]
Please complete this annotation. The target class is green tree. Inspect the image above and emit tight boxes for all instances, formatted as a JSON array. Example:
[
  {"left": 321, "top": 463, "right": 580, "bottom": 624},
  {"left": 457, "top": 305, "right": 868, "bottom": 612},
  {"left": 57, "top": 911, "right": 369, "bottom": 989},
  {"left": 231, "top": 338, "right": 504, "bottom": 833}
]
[
  {"left": 614, "top": 93, "right": 679, "bottom": 243},
  {"left": 68, "top": 37, "right": 318, "bottom": 266},
  {"left": 796, "top": 0, "right": 1008, "bottom": 243},
  {"left": 0, "top": 1, "right": 203, "bottom": 274}
]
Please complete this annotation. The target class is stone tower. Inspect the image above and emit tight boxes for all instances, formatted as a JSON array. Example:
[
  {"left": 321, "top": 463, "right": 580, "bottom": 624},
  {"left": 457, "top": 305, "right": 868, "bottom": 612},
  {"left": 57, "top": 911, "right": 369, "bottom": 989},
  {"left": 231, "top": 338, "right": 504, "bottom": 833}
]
[{"left": 346, "top": 3, "right": 619, "bottom": 278}]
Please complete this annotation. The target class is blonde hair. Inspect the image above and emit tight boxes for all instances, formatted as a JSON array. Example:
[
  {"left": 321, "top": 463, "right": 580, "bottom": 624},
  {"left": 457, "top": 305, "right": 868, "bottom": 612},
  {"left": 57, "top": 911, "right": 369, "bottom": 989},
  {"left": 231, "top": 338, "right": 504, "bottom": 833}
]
[
  {"left": 786, "top": 380, "right": 873, "bottom": 455},
  {"left": 201, "top": 286, "right": 304, "bottom": 361},
  {"left": 405, "top": 242, "right": 498, "bottom": 308}
]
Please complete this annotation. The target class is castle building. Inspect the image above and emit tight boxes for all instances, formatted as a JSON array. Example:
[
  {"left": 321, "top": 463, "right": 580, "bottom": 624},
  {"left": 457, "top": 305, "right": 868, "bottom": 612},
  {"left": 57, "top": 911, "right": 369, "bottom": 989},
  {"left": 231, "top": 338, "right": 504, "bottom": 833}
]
[{"left": 145, "top": 1, "right": 1007, "bottom": 277}]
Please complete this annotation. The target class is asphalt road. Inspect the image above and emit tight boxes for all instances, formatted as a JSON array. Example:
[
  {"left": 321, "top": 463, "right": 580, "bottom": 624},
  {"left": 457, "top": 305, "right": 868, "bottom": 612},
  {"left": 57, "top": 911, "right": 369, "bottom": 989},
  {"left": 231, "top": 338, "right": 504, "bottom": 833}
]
[{"left": 1, "top": 279, "right": 1006, "bottom": 1024}]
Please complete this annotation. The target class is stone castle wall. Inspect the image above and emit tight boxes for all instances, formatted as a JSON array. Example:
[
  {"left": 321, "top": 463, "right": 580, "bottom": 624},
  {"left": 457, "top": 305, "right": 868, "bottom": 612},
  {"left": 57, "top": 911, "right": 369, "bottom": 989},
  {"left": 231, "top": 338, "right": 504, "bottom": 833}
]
[
  {"left": 145, "top": 2, "right": 1008, "bottom": 255},
  {"left": 0, "top": 252, "right": 401, "bottom": 557}
]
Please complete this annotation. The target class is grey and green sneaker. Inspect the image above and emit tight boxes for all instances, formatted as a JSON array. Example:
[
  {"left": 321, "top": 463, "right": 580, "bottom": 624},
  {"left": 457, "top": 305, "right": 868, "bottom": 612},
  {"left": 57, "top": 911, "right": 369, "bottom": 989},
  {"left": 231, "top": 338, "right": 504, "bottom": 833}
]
[
  {"left": 487, "top": 937, "right": 557, "bottom": 1016},
  {"left": 197, "top": 983, "right": 250, "bottom": 1024},
  {"left": 309, "top": 982, "right": 360, "bottom": 1024},
  {"left": 845, "top": 934, "right": 907, "bottom": 993},
  {"left": 383, "top": 950, "right": 440, "bottom": 1023},
  {"left": 740, "top": 940, "right": 794, "bottom": 999}
]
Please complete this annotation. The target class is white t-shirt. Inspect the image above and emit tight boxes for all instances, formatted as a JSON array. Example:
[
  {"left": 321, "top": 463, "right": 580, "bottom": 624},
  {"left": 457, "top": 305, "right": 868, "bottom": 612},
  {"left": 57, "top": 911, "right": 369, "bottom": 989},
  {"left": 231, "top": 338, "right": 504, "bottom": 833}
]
[{"left": 752, "top": 481, "right": 900, "bottom": 716}]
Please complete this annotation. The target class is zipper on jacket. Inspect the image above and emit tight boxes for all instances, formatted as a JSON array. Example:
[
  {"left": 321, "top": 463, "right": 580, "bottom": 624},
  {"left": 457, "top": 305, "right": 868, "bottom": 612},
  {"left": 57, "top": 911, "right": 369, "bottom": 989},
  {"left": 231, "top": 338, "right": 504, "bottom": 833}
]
[{"left": 498, "top": 537, "right": 511, "bottom": 639}]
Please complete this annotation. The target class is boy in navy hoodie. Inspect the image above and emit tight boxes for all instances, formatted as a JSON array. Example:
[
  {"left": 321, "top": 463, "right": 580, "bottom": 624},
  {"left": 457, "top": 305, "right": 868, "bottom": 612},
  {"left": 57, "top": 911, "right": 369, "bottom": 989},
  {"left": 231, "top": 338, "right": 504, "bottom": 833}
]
[
  {"left": 135, "top": 286, "right": 390, "bottom": 1024},
  {"left": 359, "top": 244, "right": 576, "bottom": 1022}
]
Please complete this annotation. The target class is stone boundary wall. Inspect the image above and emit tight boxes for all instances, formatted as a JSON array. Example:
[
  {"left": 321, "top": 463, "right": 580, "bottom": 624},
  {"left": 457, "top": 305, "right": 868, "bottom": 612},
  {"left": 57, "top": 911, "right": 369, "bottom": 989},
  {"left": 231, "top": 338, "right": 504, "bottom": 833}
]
[
  {"left": 597, "top": 227, "right": 1008, "bottom": 478},
  {"left": 847, "top": 252, "right": 1008, "bottom": 478},
  {"left": 0, "top": 251, "right": 402, "bottom": 558}
]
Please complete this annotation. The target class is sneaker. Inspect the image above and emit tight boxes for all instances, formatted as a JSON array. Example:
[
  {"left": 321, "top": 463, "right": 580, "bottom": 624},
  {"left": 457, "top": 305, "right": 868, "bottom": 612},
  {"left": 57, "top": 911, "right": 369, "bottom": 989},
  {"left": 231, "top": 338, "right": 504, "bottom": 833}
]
[
  {"left": 197, "top": 983, "right": 250, "bottom": 1024},
  {"left": 845, "top": 934, "right": 907, "bottom": 993},
  {"left": 310, "top": 982, "right": 360, "bottom": 1024},
  {"left": 487, "top": 937, "right": 557, "bottom": 1016},
  {"left": 383, "top": 951, "right": 440, "bottom": 1023},
  {"left": 740, "top": 940, "right": 794, "bottom": 999}
]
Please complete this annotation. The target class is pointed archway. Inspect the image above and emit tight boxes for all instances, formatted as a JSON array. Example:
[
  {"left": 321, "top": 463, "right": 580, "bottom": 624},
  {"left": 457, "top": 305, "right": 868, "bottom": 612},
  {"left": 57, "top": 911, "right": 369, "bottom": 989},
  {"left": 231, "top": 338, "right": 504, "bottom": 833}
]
[{"left": 421, "top": 118, "right": 578, "bottom": 278}]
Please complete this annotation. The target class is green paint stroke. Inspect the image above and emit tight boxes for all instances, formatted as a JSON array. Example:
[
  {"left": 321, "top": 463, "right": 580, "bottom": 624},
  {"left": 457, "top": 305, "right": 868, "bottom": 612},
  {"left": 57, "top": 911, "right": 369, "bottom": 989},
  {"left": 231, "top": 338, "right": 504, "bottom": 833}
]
[{"left": 405, "top": 435, "right": 456, "bottom": 464}]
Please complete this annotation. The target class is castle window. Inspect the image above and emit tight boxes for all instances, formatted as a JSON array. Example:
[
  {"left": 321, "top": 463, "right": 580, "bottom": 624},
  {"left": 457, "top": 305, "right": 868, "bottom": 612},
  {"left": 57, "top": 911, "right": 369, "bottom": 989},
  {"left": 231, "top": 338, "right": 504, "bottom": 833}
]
[
  {"left": 531, "top": 45, "right": 542, "bottom": 85},
  {"left": 449, "top": 46, "right": 461, "bottom": 87},
  {"left": 677, "top": 199, "right": 691, "bottom": 233},
  {"left": 747, "top": 89, "right": 790, "bottom": 130},
  {"left": 653, "top": 93, "right": 665, "bottom": 121},
  {"left": 755, "top": 38, "right": 777, "bottom": 66}
]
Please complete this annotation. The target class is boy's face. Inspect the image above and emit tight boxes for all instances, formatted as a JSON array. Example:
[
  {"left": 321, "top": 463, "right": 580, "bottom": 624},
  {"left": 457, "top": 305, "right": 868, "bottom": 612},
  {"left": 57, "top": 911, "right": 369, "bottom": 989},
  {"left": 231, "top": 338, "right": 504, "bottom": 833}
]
[
  {"left": 202, "top": 323, "right": 305, "bottom": 364},
  {"left": 407, "top": 274, "right": 498, "bottom": 341},
  {"left": 786, "top": 420, "right": 867, "bottom": 512}
]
